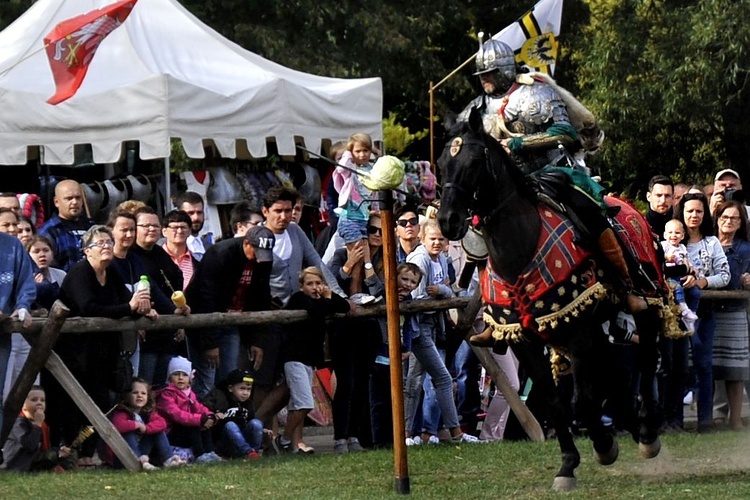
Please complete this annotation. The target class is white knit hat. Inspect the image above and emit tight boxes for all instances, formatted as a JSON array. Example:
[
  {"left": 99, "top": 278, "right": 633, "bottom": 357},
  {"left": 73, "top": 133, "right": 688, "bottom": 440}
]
[{"left": 167, "top": 356, "right": 192, "bottom": 381}]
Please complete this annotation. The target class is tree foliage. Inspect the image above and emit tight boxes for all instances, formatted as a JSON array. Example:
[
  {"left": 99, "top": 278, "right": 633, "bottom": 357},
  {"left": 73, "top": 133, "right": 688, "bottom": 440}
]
[{"left": 1, "top": 0, "right": 748, "bottom": 195}]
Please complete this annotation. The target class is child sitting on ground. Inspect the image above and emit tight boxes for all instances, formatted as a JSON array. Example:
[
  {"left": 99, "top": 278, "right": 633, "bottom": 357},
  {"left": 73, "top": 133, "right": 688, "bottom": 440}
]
[
  {"left": 1, "top": 385, "right": 75, "bottom": 472},
  {"left": 156, "top": 356, "right": 223, "bottom": 464},
  {"left": 201, "top": 369, "right": 267, "bottom": 460},
  {"left": 662, "top": 218, "right": 699, "bottom": 332},
  {"left": 276, "top": 266, "right": 351, "bottom": 454},
  {"left": 105, "top": 378, "right": 185, "bottom": 470}
]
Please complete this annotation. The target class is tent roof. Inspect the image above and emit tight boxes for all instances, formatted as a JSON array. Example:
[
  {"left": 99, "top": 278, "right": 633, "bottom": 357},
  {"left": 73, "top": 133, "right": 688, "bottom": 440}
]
[{"left": 0, "top": 0, "right": 383, "bottom": 165}]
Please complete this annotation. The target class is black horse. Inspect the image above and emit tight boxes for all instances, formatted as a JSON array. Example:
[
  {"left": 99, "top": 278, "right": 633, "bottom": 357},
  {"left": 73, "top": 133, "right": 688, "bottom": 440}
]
[{"left": 437, "top": 108, "right": 668, "bottom": 491}]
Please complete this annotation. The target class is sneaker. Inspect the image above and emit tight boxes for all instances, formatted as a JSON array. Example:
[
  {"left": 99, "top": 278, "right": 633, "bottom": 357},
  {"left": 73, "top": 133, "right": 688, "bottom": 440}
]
[
  {"left": 164, "top": 455, "right": 186, "bottom": 468},
  {"left": 141, "top": 462, "right": 159, "bottom": 471},
  {"left": 452, "top": 433, "right": 482, "bottom": 444},
  {"left": 426, "top": 435, "right": 440, "bottom": 445},
  {"left": 195, "top": 451, "right": 223, "bottom": 464},
  {"left": 297, "top": 442, "right": 315, "bottom": 455},
  {"left": 334, "top": 439, "right": 349, "bottom": 454},
  {"left": 683, "top": 391, "right": 693, "bottom": 406},
  {"left": 274, "top": 436, "right": 292, "bottom": 454},
  {"left": 405, "top": 436, "right": 422, "bottom": 446},
  {"left": 347, "top": 437, "right": 365, "bottom": 452},
  {"left": 246, "top": 450, "right": 261, "bottom": 460}
]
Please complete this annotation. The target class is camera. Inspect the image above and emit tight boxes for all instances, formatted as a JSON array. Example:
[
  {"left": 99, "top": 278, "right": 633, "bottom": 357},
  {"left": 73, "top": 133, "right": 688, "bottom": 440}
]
[{"left": 722, "top": 188, "right": 745, "bottom": 204}]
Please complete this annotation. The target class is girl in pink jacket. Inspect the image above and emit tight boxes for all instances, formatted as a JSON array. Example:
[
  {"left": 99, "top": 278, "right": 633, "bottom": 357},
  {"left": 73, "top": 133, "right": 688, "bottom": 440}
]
[
  {"left": 156, "top": 356, "right": 223, "bottom": 463},
  {"left": 105, "top": 378, "right": 185, "bottom": 470}
]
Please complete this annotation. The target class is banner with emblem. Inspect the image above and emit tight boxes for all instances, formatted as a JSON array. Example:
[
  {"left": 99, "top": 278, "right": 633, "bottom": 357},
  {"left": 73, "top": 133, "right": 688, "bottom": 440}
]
[
  {"left": 491, "top": 0, "right": 562, "bottom": 75},
  {"left": 44, "top": 0, "right": 138, "bottom": 105}
]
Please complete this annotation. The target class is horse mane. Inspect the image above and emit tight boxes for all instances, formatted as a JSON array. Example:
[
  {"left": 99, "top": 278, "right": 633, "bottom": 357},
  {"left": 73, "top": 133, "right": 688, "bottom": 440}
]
[{"left": 447, "top": 112, "right": 536, "bottom": 202}]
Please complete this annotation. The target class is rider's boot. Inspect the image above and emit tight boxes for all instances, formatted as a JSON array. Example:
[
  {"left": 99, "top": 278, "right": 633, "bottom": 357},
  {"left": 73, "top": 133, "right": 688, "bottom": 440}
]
[
  {"left": 469, "top": 326, "right": 495, "bottom": 347},
  {"left": 598, "top": 228, "right": 647, "bottom": 314}
]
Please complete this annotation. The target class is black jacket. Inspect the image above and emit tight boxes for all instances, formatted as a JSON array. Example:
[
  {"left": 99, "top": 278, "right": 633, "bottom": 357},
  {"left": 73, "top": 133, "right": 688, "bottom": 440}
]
[{"left": 185, "top": 237, "right": 272, "bottom": 352}]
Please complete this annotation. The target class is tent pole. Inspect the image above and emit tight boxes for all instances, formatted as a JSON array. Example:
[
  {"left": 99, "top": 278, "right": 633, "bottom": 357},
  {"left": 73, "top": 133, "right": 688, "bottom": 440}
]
[{"left": 163, "top": 157, "right": 171, "bottom": 215}]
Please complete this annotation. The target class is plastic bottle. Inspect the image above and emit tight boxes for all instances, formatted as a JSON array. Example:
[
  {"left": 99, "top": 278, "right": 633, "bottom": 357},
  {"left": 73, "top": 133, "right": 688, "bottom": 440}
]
[{"left": 136, "top": 275, "right": 150, "bottom": 293}]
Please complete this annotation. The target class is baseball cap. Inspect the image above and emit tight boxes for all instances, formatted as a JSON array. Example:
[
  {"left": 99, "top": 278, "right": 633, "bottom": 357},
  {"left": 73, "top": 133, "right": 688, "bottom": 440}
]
[
  {"left": 246, "top": 225, "right": 275, "bottom": 262},
  {"left": 715, "top": 169, "right": 740, "bottom": 182},
  {"left": 225, "top": 369, "right": 254, "bottom": 387}
]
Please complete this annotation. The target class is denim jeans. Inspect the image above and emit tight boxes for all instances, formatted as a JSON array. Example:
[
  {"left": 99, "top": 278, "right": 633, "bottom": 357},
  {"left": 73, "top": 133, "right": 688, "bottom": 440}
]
[
  {"left": 187, "top": 336, "right": 214, "bottom": 401},
  {"left": 421, "top": 347, "right": 446, "bottom": 435},
  {"left": 403, "top": 353, "right": 425, "bottom": 435},
  {"left": 0, "top": 332, "right": 11, "bottom": 432},
  {"left": 219, "top": 419, "right": 263, "bottom": 456},
  {"left": 217, "top": 327, "right": 241, "bottom": 385},
  {"left": 121, "top": 430, "right": 172, "bottom": 466},
  {"left": 691, "top": 309, "right": 716, "bottom": 427},
  {"left": 453, "top": 341, "right": 481, "bottom": 431},
  {"left": 408, "top": 326, "right": 459, "bottom": 430},
  {"left": 139, "top": 351, "right": 175, "bottom": 388}
]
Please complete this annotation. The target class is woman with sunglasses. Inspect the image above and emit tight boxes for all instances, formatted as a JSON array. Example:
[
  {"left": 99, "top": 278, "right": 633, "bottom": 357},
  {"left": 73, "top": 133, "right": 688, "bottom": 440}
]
[
  {"left": 711, "top": 201, "right": 750, "bottom": 430},
  {"left": 328, "top": 213, "right": 384, "bottom": 452},
  {"left": 675, "top": 192, "right": 730, "bottom": 433}
]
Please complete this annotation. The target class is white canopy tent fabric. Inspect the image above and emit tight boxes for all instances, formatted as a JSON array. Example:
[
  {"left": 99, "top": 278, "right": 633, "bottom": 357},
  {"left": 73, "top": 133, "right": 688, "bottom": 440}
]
[{"left": 0, "top": 0, "right": 383, "bottom": 165}]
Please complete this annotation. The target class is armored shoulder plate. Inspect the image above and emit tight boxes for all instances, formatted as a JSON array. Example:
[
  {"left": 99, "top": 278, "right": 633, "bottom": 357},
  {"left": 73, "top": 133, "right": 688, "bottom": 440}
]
[{"left": 504, "top": 82, "right": 571, "bottom": 134}]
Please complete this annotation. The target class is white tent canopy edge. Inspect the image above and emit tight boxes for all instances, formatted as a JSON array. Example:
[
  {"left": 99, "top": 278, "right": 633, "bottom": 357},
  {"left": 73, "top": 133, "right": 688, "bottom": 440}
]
[{"left": 0, "top": 0, "right": 383, "bottom": 165}]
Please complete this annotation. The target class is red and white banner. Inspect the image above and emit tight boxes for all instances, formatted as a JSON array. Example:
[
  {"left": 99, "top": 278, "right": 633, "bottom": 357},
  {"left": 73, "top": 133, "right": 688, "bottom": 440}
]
[{"left": 44, "top": 0, "right": 138, "bottom": 105}]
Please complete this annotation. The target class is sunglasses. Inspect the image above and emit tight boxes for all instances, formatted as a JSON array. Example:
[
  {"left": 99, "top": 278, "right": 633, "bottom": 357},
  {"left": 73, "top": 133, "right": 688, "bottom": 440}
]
[
  {"left": 396, "top": 217, "right": 419, "bottom": 228},
  {"left": 367, "top": 225, "right": 382, "bottom": 235}
]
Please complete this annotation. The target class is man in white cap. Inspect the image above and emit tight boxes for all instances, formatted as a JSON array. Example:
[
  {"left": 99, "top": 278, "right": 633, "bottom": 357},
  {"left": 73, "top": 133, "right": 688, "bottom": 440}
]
[{"left": 711, "top": 168, "right": 748, "bottom": 216}]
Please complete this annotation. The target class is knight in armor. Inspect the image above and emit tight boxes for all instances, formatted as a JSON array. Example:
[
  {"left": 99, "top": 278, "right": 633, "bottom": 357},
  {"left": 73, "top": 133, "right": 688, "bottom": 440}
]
[{"left": 462, "top": 37, "right": 645, "bottom": 345}]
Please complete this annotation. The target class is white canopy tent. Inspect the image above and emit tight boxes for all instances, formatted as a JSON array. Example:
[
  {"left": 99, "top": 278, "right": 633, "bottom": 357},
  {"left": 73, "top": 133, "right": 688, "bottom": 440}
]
[{"left": 0, "top": 0, "right": 383, "bottom": 166}]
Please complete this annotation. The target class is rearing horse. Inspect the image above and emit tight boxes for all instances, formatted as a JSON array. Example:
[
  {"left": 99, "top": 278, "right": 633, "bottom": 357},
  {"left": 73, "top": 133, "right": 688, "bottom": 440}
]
[{"left": 437, "top": 108, "right": 668, "bottom": 491}]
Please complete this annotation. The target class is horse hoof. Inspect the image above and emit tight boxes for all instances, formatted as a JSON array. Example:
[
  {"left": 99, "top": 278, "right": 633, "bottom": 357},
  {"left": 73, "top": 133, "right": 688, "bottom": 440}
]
[
  {"left": 552, "top": 476, "right": 577, "bottom": 492},
  {"left": 594, "top": 438, "right": 619, "bottom": 466},
  {"left": 639, "top": 437, "right": 661, "bottom": 459}
]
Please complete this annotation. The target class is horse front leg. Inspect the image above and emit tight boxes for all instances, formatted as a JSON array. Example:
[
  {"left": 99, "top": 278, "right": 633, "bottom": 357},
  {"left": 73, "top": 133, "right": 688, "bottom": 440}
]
[
  {"left": 634, "top": 308, "right": 663, "bottom": 458},
  {"left": 568, "top": 327, "right": 619, "bottom": 467},
  {"left": 511, "top": 342, "right": 580, "bottom": 492}
]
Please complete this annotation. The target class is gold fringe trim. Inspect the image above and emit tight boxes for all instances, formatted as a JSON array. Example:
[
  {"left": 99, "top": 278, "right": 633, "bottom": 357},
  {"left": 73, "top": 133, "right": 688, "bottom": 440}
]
[
  {"left": 484, "top": 312, "right": 525, "bottom": 343},
  {"left": 550, "top": 347, "right": 572, "bottom": 383},
  {"left": 658, "top": 283, "right": 691, "bottom": 339},
  {"left": 536, "top": 283, "right": 608, "bottom": 332},
  {"left": 484, "top": 282, "right": 607, "bottom": 343}
]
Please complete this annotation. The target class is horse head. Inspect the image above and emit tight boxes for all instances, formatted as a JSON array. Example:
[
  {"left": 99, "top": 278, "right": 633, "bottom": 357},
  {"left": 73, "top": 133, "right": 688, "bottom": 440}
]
[{"left": 437, "top": 106, "right": 523, "bottom": 241}]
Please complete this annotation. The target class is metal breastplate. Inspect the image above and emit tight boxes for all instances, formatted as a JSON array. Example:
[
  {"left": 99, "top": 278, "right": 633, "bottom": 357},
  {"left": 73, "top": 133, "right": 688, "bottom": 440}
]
[{"left": 503, "top": 82, "right": 570, "bottom": 135}]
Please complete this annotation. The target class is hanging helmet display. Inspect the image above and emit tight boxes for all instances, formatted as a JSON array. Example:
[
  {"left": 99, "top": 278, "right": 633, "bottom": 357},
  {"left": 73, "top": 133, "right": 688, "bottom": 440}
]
[{"left": 473, "top": 33, "right": 516, "bottom": 82}]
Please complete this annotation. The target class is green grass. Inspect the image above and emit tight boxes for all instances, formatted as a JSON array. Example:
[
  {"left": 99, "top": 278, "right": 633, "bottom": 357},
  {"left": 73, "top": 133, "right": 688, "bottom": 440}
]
[{"left": 3, "top": 431, "right": 750, "bottom": 499}]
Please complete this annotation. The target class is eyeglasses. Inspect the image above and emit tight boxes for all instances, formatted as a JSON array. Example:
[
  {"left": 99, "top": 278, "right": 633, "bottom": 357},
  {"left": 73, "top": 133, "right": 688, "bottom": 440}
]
[
  {"left": 367, "top": 225, "right": 382, "bottom": 235},
  {"left": 719, "top": 215, "right": 741, "bottom": 223},
  {"left": 87, "top": 239, "right": 114, "bottom": 249},
  {"left": 137, "top": 223, "right": 162, "bottom": 230},
  {"left": 166, "top": 225, "right": 190, "bottom": 232},
  {"left": 396, "top": 217, "right": 419, "bottom": 228}
]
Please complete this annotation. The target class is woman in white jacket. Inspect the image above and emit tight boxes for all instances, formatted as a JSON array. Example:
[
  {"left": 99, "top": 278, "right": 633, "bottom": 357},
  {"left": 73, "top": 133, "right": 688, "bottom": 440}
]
[{"left": 676, "top": 191, "right": 730, "bottom": 432}]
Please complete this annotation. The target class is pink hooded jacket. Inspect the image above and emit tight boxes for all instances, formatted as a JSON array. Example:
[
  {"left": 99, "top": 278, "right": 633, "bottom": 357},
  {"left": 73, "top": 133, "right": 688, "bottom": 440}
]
[{"left": 156, "top": 384, "right": 213, "bottom": 429}]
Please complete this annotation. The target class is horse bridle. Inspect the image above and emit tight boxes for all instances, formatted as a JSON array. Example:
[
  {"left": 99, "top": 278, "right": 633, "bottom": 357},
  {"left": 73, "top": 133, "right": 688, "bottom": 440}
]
[{"left": 441, "top": 137, "right": 516, "bottom": 226}]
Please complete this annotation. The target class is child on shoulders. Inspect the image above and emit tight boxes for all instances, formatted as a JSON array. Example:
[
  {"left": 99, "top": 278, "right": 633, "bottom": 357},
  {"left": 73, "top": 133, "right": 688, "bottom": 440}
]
[
  {"left": 155, "top": 356, "right": 222, "bottom": 464},
  {"left": 201, "top": 369, "right": 266, "bottom": 460}
]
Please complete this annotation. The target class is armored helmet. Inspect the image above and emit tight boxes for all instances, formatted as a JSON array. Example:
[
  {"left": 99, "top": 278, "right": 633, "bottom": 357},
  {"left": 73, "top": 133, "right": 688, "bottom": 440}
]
[{"left": 473, "top": 33, "right": 516, "bottom": 81}]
